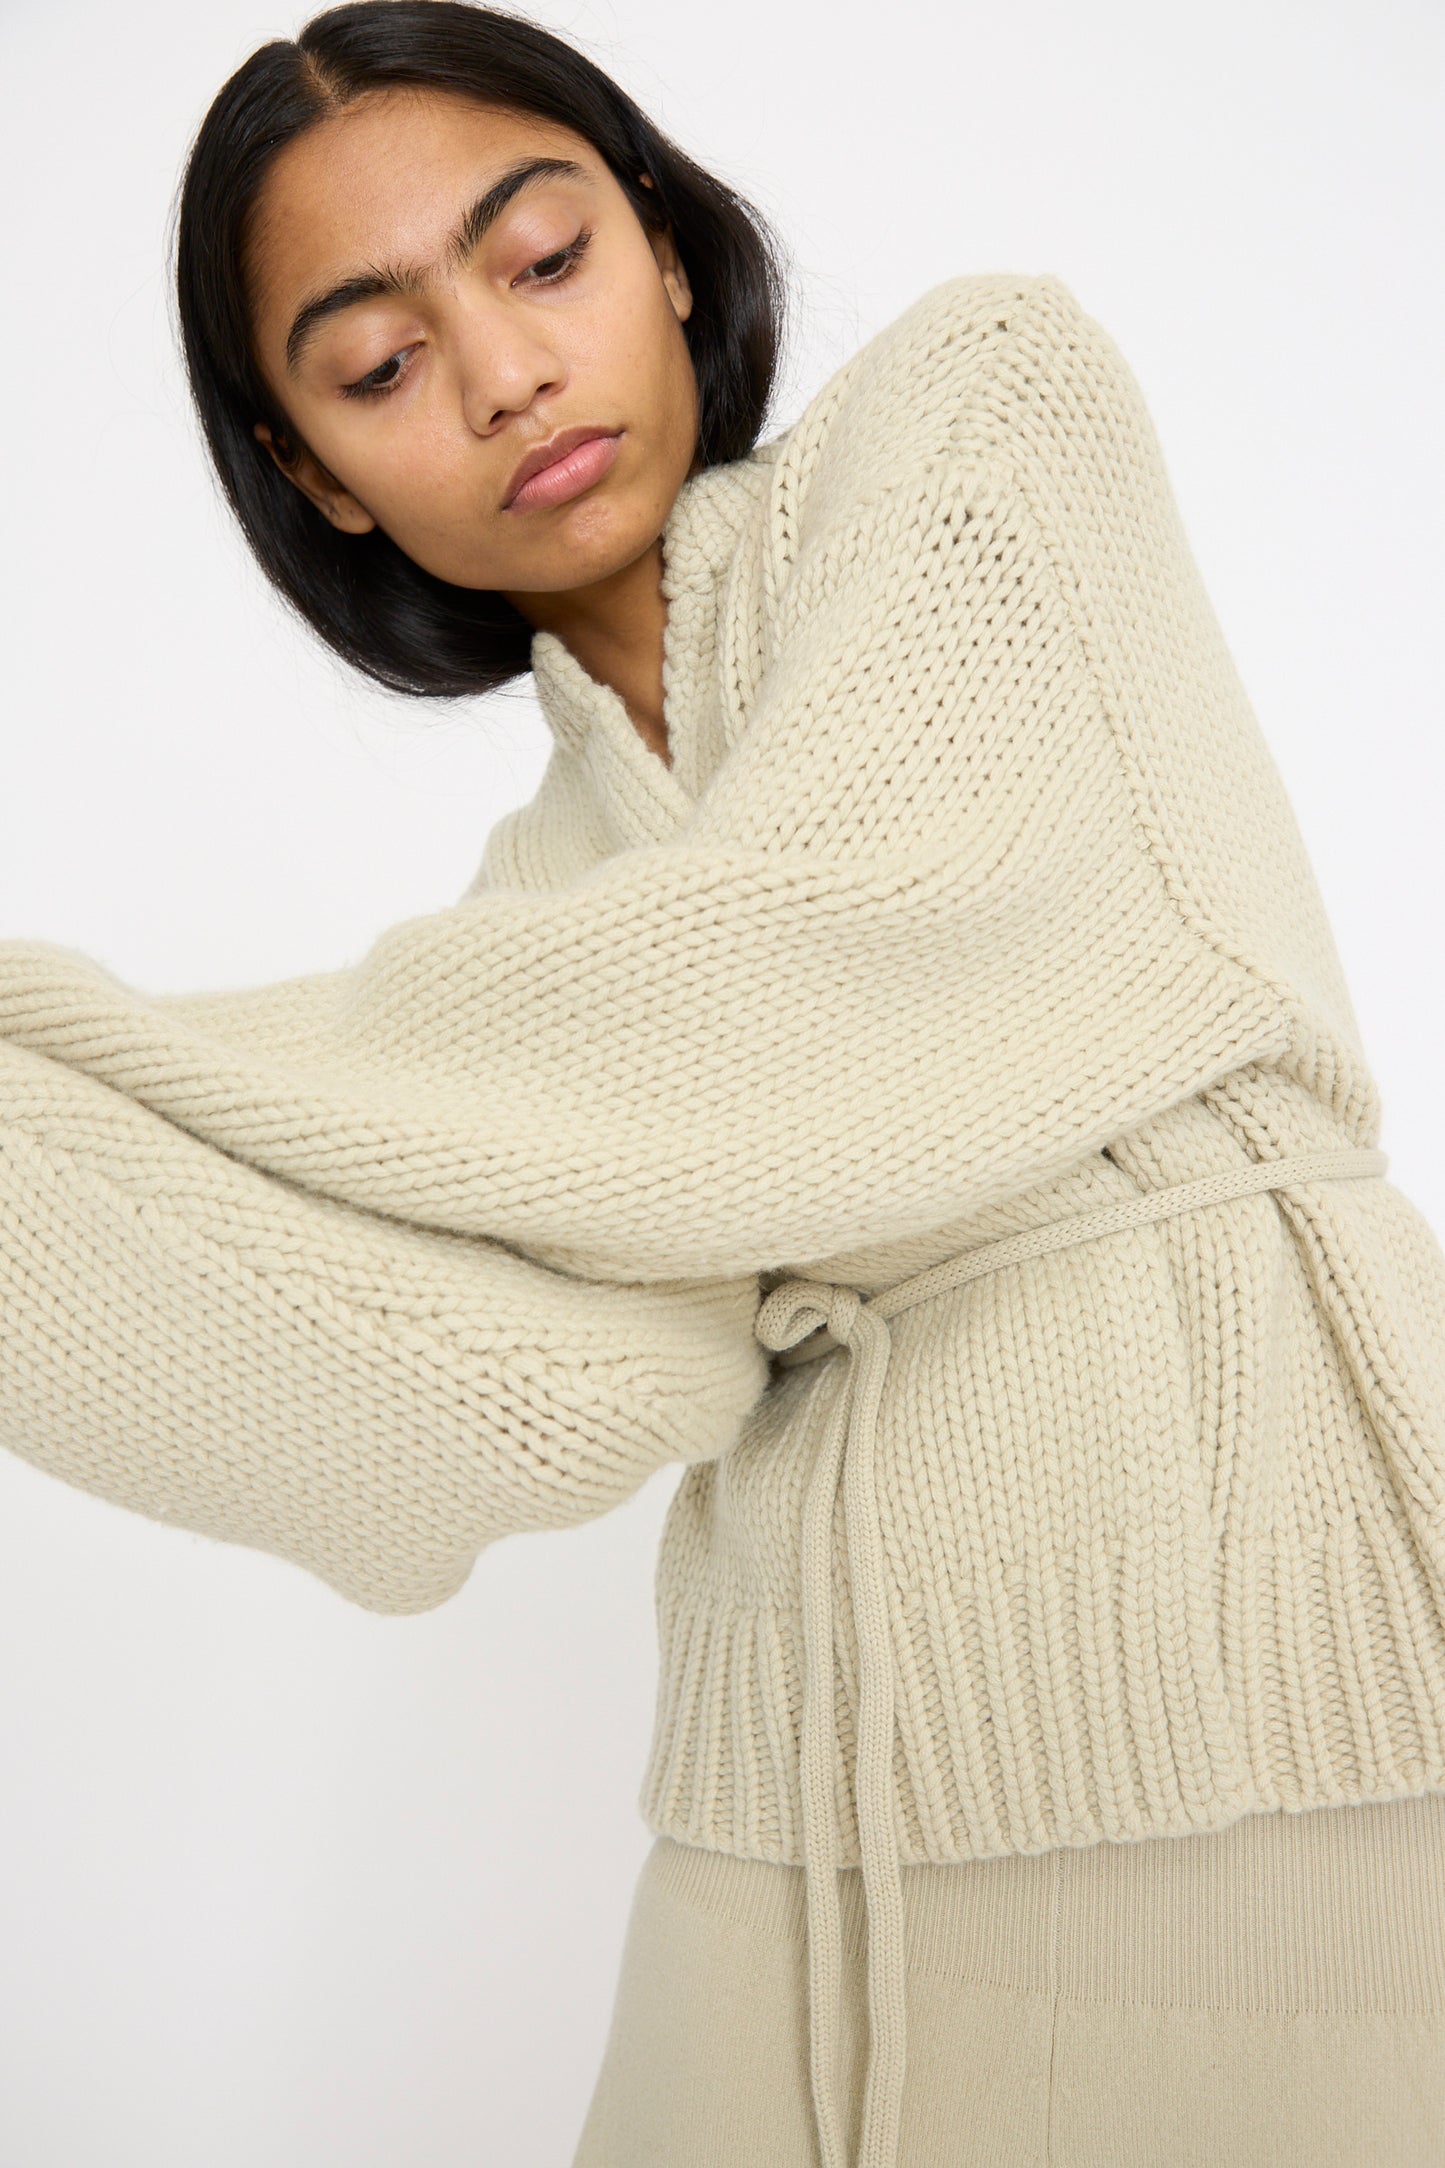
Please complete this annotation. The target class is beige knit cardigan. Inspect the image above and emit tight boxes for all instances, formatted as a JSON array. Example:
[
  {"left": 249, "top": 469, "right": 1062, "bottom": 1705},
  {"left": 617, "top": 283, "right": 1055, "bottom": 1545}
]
[{"left": 4, "top": 272, "right": 1445, "bottom": 2168}]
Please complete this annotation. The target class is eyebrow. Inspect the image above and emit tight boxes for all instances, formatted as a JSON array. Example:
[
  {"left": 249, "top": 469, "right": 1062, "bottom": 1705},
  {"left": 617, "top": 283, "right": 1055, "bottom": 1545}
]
[{"left": 283, "top": 154, "right": 590, "bottom": 374}]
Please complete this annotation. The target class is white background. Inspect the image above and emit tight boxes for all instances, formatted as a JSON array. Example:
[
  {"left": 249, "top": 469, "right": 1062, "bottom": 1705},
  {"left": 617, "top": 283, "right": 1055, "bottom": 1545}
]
[{"left": 1, "top": 2, "right": 1442, "bottom": 2161}]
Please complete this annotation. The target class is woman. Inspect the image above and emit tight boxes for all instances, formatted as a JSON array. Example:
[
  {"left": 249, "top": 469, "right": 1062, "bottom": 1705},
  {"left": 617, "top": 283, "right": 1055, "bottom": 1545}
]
[{"left": 2, "top": 4, "right": 1443, "bottom": 2163}]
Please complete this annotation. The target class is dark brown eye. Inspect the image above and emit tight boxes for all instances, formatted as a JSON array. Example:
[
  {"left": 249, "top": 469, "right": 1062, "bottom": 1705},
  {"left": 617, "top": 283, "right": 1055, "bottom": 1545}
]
[
  {"left": 340, "top": 349, "right": 414, "bottom": 402},
  {"left": 519, "top": 227, "right": 595, "bottom": 285}
]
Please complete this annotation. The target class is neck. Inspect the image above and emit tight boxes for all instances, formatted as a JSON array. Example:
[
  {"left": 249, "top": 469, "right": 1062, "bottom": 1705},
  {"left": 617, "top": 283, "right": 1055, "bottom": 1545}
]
[{"left": 504, "top": 532, "right": 673, "bottom": 767}]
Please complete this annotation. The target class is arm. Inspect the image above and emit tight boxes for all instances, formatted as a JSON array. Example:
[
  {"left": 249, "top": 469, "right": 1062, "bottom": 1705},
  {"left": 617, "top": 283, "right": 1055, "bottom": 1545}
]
[{"left": 0, "top": 1037, "right": 767, "bottom": 1615}]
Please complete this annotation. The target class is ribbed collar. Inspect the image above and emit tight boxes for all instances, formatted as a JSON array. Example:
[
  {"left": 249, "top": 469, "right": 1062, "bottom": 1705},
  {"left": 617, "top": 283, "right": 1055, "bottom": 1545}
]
[{"left": 527, "top": 439, "right": 783, "bottom": 843}]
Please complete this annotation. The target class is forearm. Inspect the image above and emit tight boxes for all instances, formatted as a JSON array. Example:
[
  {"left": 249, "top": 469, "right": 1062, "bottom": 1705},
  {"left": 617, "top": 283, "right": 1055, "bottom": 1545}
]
[{"left": 0, "top": 1043, "right": 768, "bottom": 1614}]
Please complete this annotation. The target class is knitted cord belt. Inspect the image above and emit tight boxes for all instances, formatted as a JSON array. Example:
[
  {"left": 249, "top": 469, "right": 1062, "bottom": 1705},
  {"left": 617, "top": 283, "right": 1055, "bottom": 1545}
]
[{"left": 752, "top": 1144, "right": 1390, "bottom": 2168}]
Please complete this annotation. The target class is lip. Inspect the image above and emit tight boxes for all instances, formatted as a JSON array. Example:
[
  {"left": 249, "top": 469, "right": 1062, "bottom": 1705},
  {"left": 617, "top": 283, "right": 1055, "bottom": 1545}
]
[{"left": 503, "top": 424, "right": 623, "bottom": 511}]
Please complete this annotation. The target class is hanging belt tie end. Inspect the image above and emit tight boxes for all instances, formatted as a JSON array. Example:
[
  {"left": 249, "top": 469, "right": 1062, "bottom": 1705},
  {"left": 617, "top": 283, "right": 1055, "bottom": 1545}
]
[{"left": 754, "top": 1274, "right": 910, "bottom": 2168}]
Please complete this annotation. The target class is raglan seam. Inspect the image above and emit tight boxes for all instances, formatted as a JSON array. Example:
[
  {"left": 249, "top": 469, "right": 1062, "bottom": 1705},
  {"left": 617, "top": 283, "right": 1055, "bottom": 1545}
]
[{"left": 994, "top": 438, "right": 1297, "bottom": 1057}]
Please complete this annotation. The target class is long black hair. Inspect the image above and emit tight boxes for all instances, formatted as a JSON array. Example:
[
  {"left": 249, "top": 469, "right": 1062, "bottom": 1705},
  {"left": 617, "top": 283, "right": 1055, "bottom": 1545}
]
[{"left": 170, "top": 1, "right": 791, "bottom": 700}]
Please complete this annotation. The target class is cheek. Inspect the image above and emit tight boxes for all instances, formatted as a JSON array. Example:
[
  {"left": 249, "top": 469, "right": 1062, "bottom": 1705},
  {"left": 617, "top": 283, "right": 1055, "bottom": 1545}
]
[
  {"left": 354, "top": 425, "right": 471, "bottom": 530},
  {"left": 600, "top": 253, "right": 683, "bottom": 372},
  {"left": 615, "top": 287, "right": 695, "bottom": 447}
]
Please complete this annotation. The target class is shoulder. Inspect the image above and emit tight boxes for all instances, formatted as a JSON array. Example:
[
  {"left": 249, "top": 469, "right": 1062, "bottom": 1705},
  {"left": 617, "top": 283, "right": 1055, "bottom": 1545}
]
[
  {"left": 769, "top": 272, "right": 1146, "bottom": 553},
  {"left": 811, "top": 268, "right": 1124, "bottom": 444}
]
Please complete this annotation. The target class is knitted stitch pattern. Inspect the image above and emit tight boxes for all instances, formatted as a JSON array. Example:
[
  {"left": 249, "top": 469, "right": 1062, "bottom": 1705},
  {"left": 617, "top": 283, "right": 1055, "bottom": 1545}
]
[{"left": 3, "top": 273, "right": 1445, "bottom": 1881}]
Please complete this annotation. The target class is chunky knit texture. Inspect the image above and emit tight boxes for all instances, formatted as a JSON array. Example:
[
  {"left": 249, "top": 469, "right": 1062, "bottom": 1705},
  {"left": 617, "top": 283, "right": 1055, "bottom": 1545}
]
[{"left": 4, "top": 271, "right": 1445, "bottom": 2163}]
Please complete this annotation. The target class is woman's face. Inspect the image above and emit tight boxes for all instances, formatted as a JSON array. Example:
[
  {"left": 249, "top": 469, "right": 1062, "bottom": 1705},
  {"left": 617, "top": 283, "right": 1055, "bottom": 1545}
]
[{"left": 244, "top": 88, "right": 699, "bottom": 608}]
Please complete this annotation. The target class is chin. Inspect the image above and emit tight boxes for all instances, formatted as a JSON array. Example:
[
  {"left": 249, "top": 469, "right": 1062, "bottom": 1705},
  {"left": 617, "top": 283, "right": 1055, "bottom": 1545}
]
[{"left": 539, "top": 492, "right": 653, "bottom": 573}]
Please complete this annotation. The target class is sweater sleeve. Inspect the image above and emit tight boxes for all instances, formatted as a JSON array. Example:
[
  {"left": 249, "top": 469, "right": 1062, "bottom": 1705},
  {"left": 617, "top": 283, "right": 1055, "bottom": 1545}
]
[
  {"left": 0, "top": 1035, "right": 768, "bottom": 1615},
  {"left": 0, "top": 278, "right": 1295, "bottom": 1287}
]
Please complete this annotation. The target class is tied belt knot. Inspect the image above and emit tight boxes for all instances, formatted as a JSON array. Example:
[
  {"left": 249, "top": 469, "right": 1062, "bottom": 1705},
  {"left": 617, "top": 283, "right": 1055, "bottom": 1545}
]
[{"left": 751, "top": 1144, "right": 1390, "bottom": 2168}]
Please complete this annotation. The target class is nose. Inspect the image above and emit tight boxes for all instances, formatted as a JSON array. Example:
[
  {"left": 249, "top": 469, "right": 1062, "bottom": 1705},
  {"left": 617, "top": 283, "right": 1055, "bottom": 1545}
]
[{"left": 451, "top": 290, "right": 566, "bottom": 438}]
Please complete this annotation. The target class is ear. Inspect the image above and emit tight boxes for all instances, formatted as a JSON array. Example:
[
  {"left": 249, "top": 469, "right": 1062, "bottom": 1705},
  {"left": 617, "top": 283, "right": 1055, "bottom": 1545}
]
[
  {"left": 637, "top": 172, "right": 693, "bottom": 325},
  {"left": 252, "top": 422, "right": 377, "bottom": 535}
]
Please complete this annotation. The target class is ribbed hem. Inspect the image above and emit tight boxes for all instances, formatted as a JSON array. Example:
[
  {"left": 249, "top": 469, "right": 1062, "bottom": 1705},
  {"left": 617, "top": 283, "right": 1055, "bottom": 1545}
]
[
  {"left": 639, "top": 1505, "right": 1445, "bottom": 1872},
  {"left": 644, "top": 1788, "right": 1445, "bottom": 2014}
]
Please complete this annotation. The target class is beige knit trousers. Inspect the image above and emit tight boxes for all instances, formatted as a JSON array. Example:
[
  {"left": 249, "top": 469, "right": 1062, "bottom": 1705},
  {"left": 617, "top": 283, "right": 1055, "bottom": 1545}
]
[{"left": 571, "top": 1791, "right": 1445, "bottom": 2167}]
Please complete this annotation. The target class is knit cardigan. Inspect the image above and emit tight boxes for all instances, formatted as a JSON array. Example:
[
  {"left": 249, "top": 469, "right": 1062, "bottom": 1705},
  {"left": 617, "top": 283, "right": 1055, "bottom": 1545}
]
[{"left": 4, "top": 272, "right": 1445, "bottom": 2166}]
